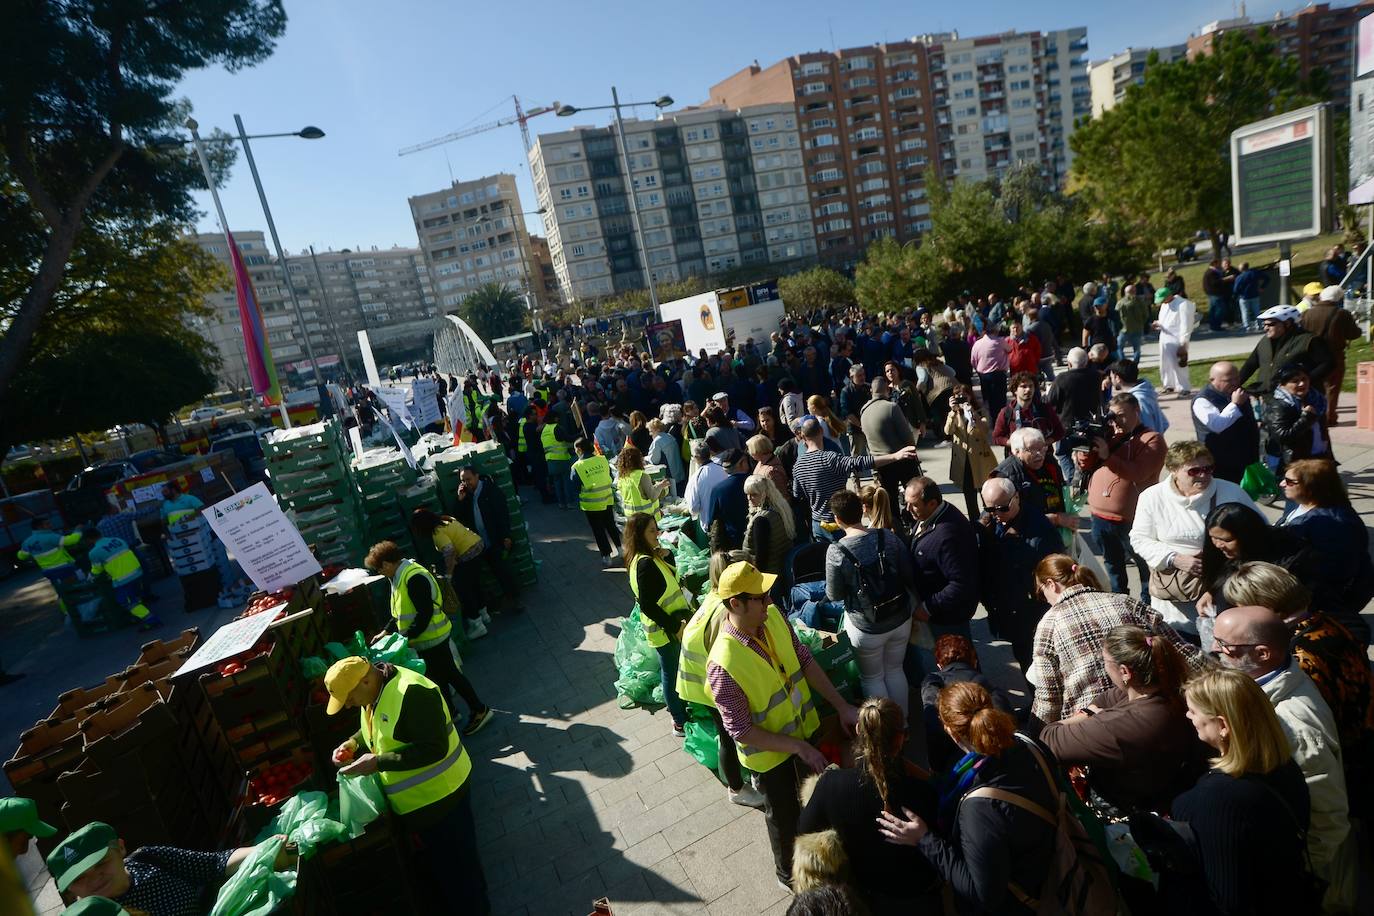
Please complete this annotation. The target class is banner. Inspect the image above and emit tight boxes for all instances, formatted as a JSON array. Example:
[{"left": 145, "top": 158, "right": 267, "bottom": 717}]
[
  {"left": 203, "top": 482, "right": 322, "bottom": 593},
  {"left": 411, "top": 378, "right": 442, "bottom": 428},
  {"left": 646, "top": 320, "right": 688, "bottom": 361}
]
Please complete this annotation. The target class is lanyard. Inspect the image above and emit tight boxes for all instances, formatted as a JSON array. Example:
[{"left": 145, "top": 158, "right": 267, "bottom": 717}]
[{"left": 758, "top": 621, "right": 789, "bottom": 681}]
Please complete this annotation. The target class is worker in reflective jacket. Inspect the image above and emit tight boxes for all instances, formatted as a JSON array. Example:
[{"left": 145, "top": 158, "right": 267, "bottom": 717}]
[
  {"left": 327, "top": 656, "right": 490, "bottom": 914},
  {"left": 86, "top": 536, "right": 161, "bottom": 631},
  {"left": 707, "top": 561, "right": 858, "bottom": 890},
  {"left": 17, "top": 517, "right": 83, "bottom": 613}
]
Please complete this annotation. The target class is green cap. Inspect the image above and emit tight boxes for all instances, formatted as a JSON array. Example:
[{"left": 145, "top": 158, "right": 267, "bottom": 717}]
[
  {"left": 0, "top": 797, "right": 57, "bottom": 838},
  {"left": 62, "top": 898, "right": 129, "bottom": 916},
  {"left": 1154, "top": 287, "right": 1174, "bottom": 303},
  {"left": 46, "top": 822, "right": 118, "bottom": 892}
]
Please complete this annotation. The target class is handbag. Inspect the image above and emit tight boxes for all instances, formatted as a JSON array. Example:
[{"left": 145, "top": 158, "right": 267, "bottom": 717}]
[
  {"left": 1177, "top": 345, "right": 1189, "bottom": 367},
  {"left": 1149, "top": 566, "right": 1204, "bottom": 603}
]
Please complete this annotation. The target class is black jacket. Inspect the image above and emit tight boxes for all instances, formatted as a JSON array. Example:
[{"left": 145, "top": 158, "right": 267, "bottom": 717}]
[
  {"left": 1239, "top": 329, "right": 1334, "bottom": 393},
  {"left": 908, "top": 502, "right": 980, "bottom": 625},
  {"left": 453, "top": 475, "right": 510, "bottom": 546},
  {"left": 1048, "top": 366, "right": 1103, "bottom": 428},
  {"left": 1261, "top": 393, "right": 1330, "bottom": 469}
]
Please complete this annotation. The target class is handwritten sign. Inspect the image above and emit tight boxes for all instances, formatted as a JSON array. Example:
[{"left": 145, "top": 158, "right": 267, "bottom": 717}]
[
  {"left": 203, "top": 482, "right": 322, "bottom": 592},
  {"left": 171, "top": 609, "right": 278, "bottom": 679}
]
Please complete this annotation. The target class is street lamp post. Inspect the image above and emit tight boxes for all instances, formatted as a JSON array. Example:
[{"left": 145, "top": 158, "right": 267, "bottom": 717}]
[
  {"left": 173, "top": 118, "right": 326, "bottom": 383},
  {"left": 557, "top": 89, "right": 673, "bottom": 313}
]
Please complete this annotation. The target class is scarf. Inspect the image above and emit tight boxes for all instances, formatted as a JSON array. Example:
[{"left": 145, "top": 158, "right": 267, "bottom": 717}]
[{"left": 936, "top": 750, "right": 988, "bottom": 832}]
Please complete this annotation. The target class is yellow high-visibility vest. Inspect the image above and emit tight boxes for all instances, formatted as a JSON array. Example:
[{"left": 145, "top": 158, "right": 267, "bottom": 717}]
[
  {"left": 628, "top": 554, "right": 690, "bottom": 649},
  {"left": 572, "top": 456, "right": 614, "bottom": 511},
  {"left": 361, "top": 666, "right": 472, "bottom": 815},
  {"left": 390, "top": 561, "right": 452, "bottom": 652}
]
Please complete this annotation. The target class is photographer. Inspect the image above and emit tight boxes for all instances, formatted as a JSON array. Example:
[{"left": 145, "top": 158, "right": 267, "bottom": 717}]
[{"left": 1078, "top": 393, "right": 1166, "bottom": 600}]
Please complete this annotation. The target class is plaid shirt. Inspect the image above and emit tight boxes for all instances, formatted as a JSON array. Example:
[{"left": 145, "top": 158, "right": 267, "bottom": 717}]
[
  {"left": 1029, "top": 585, "right": 1208, "bottom": 724},
  {"left": 706, "top": 613, "right": 816, "bottom": 741}
]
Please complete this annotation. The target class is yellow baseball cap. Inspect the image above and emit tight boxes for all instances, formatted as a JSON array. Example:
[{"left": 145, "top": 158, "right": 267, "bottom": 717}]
[
  {"left": 716, "top": 561, "right": 776, "bottom": 600},
  {"left": 1302, "top": 281, "right": 1324, "bottom": 297},
  {"left": 324, "top": 656, "right": 372, "bottom": 715}
]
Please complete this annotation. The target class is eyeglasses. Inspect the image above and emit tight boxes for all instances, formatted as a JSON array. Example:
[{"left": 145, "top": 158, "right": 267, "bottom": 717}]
[
  {"left": 1184, "top": 466, "right": 1215, "bottom": 478},
  {"left": 985, "top": 503, "right": 1014, "bottom": 513},
  {"left": 1213, "top": 636, "right": 1259, "bottom": 654},
  {"left": 1280, "top": 476, "right": 1298, "bottom": 486}
]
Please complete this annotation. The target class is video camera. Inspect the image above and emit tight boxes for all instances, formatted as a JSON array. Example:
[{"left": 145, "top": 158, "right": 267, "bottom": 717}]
[{"left": 1065, "top": 415, "right": 1111, "bottom": 452}]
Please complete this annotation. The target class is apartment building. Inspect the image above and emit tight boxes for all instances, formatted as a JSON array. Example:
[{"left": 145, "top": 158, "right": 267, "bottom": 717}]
[
  {"left": 527, "top": 235, "right": 563, "bottom": 313},
  {"left": 1188, "top": 2, "right": 1374, "bottom": 108},
  {"left": 190, "top": 232, "right": 435, "bottom": 386},
  {"left": 708, "top": 26, "right": 1087, "bottom": 268},
  {"left": 1087, "top": 45, "right": 1188, "bottom": 117},
  {"left": 408, "top": 173, "right": 543, "bottom": 313},
  {"left": 528, "top": 103, "right": 816, "bottom": 303}
]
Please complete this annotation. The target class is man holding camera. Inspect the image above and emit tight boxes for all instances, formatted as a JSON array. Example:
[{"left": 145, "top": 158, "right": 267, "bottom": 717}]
[{"left": 1076, "top": 392, "right": 1166, "bottom": 599}]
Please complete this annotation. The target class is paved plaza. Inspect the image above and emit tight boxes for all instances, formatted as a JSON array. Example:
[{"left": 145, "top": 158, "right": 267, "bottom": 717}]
[{"left": 5, "top": 330, "right": 1374, "bottom": 915}]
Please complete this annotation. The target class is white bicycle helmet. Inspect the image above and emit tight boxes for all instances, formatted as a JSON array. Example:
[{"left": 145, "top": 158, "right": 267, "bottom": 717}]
[{"left": 1256, "top": 305, "right": 1301, "bottom": 324}]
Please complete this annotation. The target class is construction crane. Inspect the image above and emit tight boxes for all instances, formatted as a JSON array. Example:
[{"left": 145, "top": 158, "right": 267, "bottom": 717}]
[{"left": 397, "top": 95, "right": 558, "bottom": 157}]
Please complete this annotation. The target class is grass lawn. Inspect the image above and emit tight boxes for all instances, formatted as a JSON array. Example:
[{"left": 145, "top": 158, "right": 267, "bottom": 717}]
[
  {"left": 1148, "top": 231, "right": 1348, "bottom": 308},
  {"left": 1140, "top": 334, "right": 1371, "bottom": 392}
]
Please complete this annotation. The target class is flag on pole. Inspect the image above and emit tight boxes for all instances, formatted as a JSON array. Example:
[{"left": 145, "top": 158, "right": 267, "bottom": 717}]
[
  {"left": 447, "top": 390, "right": 467, "bottom": 445},
  {"left": 226, "top": 229, "right": 281, "bottom": 405}
]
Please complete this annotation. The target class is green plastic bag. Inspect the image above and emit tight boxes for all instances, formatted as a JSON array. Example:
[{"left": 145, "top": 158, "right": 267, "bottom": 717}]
[
  {"left": 790, "top": 621, "right": 824, "bottom": 656},
  {"left": 368, "top": 632, "right": 427, "bottom": 675},
  {"left": 337, "top": 772, "right": 386, "bottom": 838},
  {"left": 209, "top": 835, "right": 295, "bottom": 916},
  {"left": 301, "top": 656, "right": 329, "bottom": 680},
  {"left": 1240, "top": 461, "right": 1281, "bottom": 500},
  {"left": 683, "top": 716, "right": 720, "bottom": 772},
  {"left": 612, "top": 607, "right": 665, "bottom": 708},
  {"left": 256, "top": 790, "right": 346, "bottom": 860}
]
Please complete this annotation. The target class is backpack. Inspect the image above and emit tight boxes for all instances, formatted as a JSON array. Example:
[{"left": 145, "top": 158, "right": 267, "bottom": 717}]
[
  {"left": 965, "top": 737, "right": 1117, "bottom": 916},
  {"left": 834, "top": 531, "right": 908, "bottom": 619}
]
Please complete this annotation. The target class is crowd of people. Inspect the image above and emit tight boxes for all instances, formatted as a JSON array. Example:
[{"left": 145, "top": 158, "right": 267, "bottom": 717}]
[{"left": 389, "top": 279, "right": 1370, "bottom": 915}]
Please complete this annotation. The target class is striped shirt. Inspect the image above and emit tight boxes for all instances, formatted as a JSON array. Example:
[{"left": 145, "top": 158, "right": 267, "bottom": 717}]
[
  {"left": 707, "top": 614, "right": 816, "bottom": 741},
  {"left": 790, "top": 446, "right": 873, "bottom": 521}
]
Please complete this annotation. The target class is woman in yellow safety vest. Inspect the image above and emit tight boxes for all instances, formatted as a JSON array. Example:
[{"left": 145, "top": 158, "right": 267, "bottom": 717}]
[
  {"left": 325, "top": 656, "right": 489, "bottom": 912},
  {"left": 675, "top": 549, "right": 766, "bottom": 809},
  {"left": 615, "top": 446, "right": 666, "bottom": 520},
  {"left": 623, "top": 513, "right": 692, "bottom": 737}
]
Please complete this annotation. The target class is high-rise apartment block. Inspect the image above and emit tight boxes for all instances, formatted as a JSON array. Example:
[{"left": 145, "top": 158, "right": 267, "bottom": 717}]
[
  {"left": 408, "top": 173, "right": 545, "bottom": 312},
  {"left": 528, "top": 103, "right": 816, "bottom": 303},
  {"left": 190, "top": 232, "right": 436, "bottom": 387},
  {"left": 1087, "top": 45, "right": 1188, "bottom": 116},
  {"left": 1188, "top": 2, "right": 1374, "bottom": 109},
  {"left": 708, "top": 25, "right": 1088, "bottom": 268}
]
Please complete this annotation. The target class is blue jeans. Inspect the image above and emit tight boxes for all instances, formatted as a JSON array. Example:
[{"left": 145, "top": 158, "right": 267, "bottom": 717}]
[
  {"left": 657, "top": 641, "right": 687, "bottom": 727},
  {"left": 1117, "top": 330, "right": 1143, "bottom": 364},
  {"left": 1090, "top": 515, "right": 1149, "bottom": 599},
  {"left": 904, "top": 619, "right": 974, "bottom": 687},
  {"left": 547, "top": 459, "right": 572, "bottom": 507},
  {"left": 1055, "top": 439, "right": 1076, "bottom": 483},
  {"left": 812, "top": 519, "right": 841, "bottom": 543},
  {"left": 1239, "top": 296, "right": 1261, "bottom": 329},
  {"left": 1207, "top": 294, "right": 1228, "bottom": 331}
]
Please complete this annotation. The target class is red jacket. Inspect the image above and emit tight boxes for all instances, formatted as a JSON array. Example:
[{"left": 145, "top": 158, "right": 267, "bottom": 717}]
[
  {"left": 991, "top": 400, "right": 1066, "bottom": 450},
  {"left": 1008, "top": 335, "right": 1042, "bottom": 376},
  {"left": 1087, "top": 427, "right": 1167, "bottom": 523}
]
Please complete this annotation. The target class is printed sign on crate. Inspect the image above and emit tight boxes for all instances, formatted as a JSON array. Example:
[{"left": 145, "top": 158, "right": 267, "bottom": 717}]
[
  {"left": 171, "top": 609, "right": 278, "bottom": 679},
  {"left": 204, "top": 482, "right": 322, "bottom": 592}
]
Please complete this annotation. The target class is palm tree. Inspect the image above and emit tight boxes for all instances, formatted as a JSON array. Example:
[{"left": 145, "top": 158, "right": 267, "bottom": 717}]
[{"left": 458, "top": 283, "right": 528, "bottom": 343}]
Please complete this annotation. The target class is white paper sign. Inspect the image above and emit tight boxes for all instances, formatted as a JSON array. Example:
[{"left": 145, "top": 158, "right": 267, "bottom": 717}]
[
  {"left": 1279, "top": 259, "right": 1292, "bottom": 277},
  {"left": 130, "top": 482, "right": 164, "bottom": 505},
  {"left": 372, "top": 406, "right": 419, "bottom": 470},
  {"left": 171, "top": 609, "right": 278, "bottom": 679},
  {"left": 377, "top": 386, "right": 415, "bottom": 430},
  {"left": 411, "top": 378, "right": 441, "bottom": 428},
  {"left": 348, "top": 426, "right": 364, "bottom": 458},
  {"left": 203, "top": 482, "right": 322, "bottom": 592}
]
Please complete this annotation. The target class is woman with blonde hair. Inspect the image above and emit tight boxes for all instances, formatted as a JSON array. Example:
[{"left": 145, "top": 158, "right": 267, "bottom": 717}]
[
  {"left": 743, "top": 475, "right": 794, "bottom": 577},
  {"left": 646, "top": 418, "right": 686, "bottom": 496},
  {"left": 747, "top": 433, "right": 789, "bottom": 495},
  {"left": 858, "top": 482, "right": 893, "bottom": 531},
  {"left": 797, "top": 697, "right": 941, "bottom": 913},
  {"left": 1163, "top": 668, "right": 1311, "bottom": 913},
  {"left": 807, "top": 394, "right": 848, "bottom": 454},
  {"left": 876, "top": 682, "right": 1057, "bottom": 914}
]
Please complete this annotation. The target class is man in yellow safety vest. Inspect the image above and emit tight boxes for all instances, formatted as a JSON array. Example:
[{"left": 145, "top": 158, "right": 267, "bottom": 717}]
[
  {"left": 17, "top": 517, "right": 82, "bottom": 588},
  {"left": 159, "top": 484, "right": 203, "bottom": 527},
  {"left": 570, "top": 438, "right": 622, "bottom": 567},
  {"left": 327, "top": 655, "right": 489, "bottom": 913},
  {"left": 706, "top": 561, "right": 858, "bottom": 891},
  {"left": 365, "top": 540, "right": 494, "bottom": 736},
  {"left": 541, "top": 419, "right": 574, "bottom": 509},
  {"left": 86, "top": 535, "right": 161, "bottom": 631}
]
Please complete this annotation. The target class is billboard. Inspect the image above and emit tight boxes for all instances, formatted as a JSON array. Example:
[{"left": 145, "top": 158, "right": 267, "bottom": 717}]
[
  {"left": 1351, "top": 14, "right": 1374, "bottom": 204},
  {"left": 659, "top": 291, "right": 727, "bottom": 355},
  {"left": 646, "top": 319, "right": 688, "bottom": 361},
  {"left": 1230, "top": 103, "right": 1330, "bottom": 245}
]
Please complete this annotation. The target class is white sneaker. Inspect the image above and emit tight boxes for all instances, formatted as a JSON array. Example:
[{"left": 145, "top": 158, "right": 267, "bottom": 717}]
[
  {"left": 464, "top": 619, "right": 488, "bottom": 640},
  {"left": 729, "top": 784, "right": 766, "bottom": 809},
  {"left": 478, "top": 608, "right": 492, "bottom": 625}
]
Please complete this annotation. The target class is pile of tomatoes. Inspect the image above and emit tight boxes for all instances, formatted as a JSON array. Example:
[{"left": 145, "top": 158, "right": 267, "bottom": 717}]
[
  {"left": 241, "top": 592, "right": 289, "bottom": 620},
  {"left": 247, "top": 758, "right": 314, "bottom": 807},
  {"left": 215, "top": 637, "right": 274, "bottom": 677}
]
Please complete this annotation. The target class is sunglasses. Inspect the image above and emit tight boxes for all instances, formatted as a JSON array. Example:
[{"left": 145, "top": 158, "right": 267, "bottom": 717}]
[
  {"left": 1185, "top": 466, "right": 1215, "bottom": 478},
  {"left": 985, "top": 503, "right": 1015, "bottom": 513},
  {"left": 1280, "top": 476, "right": 1298, "bottom": 486}
]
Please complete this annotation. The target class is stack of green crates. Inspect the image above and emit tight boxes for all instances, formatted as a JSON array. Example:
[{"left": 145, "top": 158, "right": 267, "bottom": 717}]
[
  {"left": 263, "top": 421, "right": 366, "bottom": 567},
  {"left": 430, "top": 441, "right": 537, "bottom": 588},
  {"left": 351, "top": 448, "right": 419, "bottom": 554}
]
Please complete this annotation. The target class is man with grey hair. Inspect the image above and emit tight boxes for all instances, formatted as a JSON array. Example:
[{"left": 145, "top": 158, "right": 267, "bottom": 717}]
[
  {"left": 1213, "top": 604, "right": 1357, "bottom": 910},
  {"left": 1049, "top": 346, "right": 1105, "bottom": 479},
  {"left": 992, "top": 427, "right": 1071, "bottom": 530},
  {"left": 977, "top": 477, "right": 1058, "bottom": 672},
  {"left": 839, "top": 363, "right": 870, "bottom": 457}
]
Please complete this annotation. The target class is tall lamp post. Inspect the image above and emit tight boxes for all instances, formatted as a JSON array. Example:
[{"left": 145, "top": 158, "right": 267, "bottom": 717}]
[
  {"left": 557, "top": 89, "right": 673, "bottom": 312},
  {"left": 161, "top": 118, "right": 326, "bottom": 383}
]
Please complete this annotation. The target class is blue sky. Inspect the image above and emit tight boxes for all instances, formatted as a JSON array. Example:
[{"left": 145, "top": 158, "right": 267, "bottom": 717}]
[{"left": 177, "top": 0, "right": 1296, "bottom": 254}]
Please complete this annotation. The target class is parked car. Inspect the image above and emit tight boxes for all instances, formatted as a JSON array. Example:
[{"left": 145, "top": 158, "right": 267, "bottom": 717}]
[
  {"left": 190, "top": 406, "right": 228, "bottom": 421},
  {"left": 210, "top": 432, "right": 267, "bottom": 484},
  {"left": 65, "top": 450, "right": 180, "bottom": 493}
]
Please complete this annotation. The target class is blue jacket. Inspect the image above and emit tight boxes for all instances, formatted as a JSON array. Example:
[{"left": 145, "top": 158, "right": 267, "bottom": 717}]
[
  {"left": 1232, "top": 268, "right": 1268, "bottom": 299},
  {"left": 907, "top": 503, "right": 980, "bottom": 625}
]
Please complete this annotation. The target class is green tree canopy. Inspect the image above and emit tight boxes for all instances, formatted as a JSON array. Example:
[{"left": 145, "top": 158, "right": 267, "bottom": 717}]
[
  {"left": 460, "top": 283, "right": 529, "bottom": 343},
  {"left": 6, "top": 329, "right": 218, "bottom": 450},
  {"left": 778, "top": 266, "right": 856, "bottom": 312},
  {"left": 0, "top": 0, "right": 287, "bottom": 401},
  {"left": 1070, "top": 30, "right": 1324, "bottom": 254}
]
